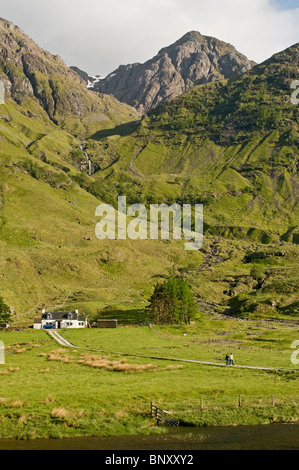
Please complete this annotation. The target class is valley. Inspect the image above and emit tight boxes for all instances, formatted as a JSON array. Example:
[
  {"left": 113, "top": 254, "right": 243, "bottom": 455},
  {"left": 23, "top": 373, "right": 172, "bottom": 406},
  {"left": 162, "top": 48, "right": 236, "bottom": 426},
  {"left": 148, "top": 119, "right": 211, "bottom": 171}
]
[{"left": 0, "top": 14, "right": 298, "bottom": 444}]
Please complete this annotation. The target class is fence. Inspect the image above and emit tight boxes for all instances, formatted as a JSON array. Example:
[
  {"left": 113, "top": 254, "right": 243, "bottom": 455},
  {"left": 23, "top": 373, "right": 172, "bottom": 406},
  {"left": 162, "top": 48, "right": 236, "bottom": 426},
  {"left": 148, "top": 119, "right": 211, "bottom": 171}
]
[
  {"left": 151, "top": 395, "right": 299, "bottom": 425},
  {"left": 170, "top": 394, "right": 299, "bottom": 414},
  {"left": 198, "top": 394, "right": 299, "bottom": 410}
]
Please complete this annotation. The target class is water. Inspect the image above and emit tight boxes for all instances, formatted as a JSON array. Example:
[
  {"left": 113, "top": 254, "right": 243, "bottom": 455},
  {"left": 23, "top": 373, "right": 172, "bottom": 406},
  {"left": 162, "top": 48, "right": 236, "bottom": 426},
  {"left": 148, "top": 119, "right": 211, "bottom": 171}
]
[{"left": 0, "top": 424, "right": 298, "bottom": 450}]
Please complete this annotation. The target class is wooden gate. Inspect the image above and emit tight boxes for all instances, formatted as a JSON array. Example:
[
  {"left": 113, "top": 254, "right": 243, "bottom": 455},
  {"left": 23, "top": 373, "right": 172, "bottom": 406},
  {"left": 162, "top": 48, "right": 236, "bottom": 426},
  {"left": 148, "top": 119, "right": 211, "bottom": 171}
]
[{"left": 151, "top": 403, "right": 179, "bottom": 427}]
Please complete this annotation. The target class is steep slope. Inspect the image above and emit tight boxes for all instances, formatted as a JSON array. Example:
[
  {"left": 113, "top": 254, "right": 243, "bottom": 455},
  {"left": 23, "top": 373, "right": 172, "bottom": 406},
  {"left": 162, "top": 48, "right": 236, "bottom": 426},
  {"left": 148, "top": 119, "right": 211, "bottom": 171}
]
[
  {"left": 93, "top": 31, "right": 255, "bottom": 113},
  {"left": 0, "top": 130, "right": 201, "bottom": 325},
  {"left": 0, "top": 18, "right": 140, "bottom": 137},
  {"left": 0, "top": 19, "right": 202, "bottom": 324},
  {"left": 148, "top": 42, "right": 299, "bottom": 144}
]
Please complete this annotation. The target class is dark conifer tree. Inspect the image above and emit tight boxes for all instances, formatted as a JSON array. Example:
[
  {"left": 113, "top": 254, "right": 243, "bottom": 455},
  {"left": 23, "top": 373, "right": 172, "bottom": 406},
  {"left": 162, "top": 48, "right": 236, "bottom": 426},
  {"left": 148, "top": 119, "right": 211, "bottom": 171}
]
[
  {"left": 0, "top": 296, "right": 11, "bottom": 323},
  {"left": 149, "top": 277, "right": 196, "bottom": 325}
]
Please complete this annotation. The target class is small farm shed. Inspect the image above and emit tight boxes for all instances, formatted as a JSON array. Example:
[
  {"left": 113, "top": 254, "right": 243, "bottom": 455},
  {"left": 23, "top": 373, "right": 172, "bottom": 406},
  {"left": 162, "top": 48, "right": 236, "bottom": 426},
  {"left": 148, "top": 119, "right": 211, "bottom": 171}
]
[{"left": 96, "top": 320, "right": 118, "bottom": 329}]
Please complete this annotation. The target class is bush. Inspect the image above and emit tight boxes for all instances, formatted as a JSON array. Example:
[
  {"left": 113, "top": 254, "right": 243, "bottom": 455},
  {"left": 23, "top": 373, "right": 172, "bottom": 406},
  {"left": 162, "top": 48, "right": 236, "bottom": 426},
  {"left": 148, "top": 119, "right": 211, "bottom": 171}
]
[
  {"left": 250, "top": 265, "right": 266, "bottom": 281},
  {"left": 0, "top": 296, "right": 11, "bottom": 323},
  {"left": 20, "top": 160, "right": 70, "bottom": 188}
]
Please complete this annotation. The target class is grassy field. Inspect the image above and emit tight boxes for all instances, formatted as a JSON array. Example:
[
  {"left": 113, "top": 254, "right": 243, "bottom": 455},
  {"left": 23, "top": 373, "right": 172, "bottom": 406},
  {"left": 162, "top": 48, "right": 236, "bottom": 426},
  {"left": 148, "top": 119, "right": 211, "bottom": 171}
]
[{"left": 0, "top": 317, "right": 298, "bottom": 440}]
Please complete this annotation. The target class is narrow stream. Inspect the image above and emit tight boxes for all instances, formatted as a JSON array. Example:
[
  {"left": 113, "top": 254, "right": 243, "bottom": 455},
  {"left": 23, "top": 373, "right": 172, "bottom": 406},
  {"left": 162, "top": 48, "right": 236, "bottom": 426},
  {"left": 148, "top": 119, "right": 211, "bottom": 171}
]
[{"left": 0, "top": 424, "right": 298, "bottom": 450}]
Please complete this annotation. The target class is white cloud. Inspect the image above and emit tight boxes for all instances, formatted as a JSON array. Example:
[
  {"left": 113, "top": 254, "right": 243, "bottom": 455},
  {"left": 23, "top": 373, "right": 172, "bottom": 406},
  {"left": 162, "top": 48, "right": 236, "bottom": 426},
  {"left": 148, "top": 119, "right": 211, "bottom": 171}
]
[{"left": 0, "top": 0, "right": 298, "bottom": 75}]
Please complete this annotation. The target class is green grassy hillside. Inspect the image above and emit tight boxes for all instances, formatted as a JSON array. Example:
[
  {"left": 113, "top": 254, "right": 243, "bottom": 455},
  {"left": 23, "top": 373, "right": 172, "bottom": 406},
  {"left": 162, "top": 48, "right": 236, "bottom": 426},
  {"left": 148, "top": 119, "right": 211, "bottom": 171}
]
[
  {"left": 80, "top": 44, "right": 299, "bottom": 320},
  {"left": 0, "top": 100, "right": 201, "bottom": 323}
]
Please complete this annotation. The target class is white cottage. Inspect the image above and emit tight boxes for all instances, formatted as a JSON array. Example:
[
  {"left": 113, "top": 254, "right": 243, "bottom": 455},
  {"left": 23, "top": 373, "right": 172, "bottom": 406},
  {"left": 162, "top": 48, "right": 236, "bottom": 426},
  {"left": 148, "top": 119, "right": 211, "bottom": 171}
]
[{"left": 35, "top": 310, "right": 88, "bottom": 330}]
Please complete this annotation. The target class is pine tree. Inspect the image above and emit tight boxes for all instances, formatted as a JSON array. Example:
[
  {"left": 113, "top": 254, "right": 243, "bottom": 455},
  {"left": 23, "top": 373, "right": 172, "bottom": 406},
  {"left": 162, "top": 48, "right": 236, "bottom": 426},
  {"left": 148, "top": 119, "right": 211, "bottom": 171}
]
[{"left": 149, "top": 277, "right": 196, "bottom": 325}]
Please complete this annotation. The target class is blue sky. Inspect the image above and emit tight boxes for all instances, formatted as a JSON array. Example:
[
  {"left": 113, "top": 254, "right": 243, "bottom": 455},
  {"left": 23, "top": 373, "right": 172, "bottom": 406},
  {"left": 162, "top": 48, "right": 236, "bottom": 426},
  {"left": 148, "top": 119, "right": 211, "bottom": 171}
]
[
  {"left": 274, "top": 0, "right": 299, "bottom": 9},
  {"left": 0, "top": 0, "right": 298, "bottom": 75}
]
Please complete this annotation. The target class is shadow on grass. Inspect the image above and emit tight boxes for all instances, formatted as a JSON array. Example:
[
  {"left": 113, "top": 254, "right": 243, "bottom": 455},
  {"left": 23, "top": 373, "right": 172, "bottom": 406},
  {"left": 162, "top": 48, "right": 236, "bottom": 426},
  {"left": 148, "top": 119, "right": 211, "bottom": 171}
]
[
  {"left": 89, "top": 121, "right": 140, "bottom": 140},
  {"left": 95, "top": 308, "right": 150, "bottom": 325}
]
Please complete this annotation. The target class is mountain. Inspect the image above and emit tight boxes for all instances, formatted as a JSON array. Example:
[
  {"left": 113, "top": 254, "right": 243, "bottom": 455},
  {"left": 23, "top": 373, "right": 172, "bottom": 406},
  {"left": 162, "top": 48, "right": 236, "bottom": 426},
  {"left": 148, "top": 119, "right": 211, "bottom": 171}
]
[
  {"left": 95, "top": 43, "right": 299, "bottom": 211},
  {"left": 0, "top": 18, "right": 140, "bottom": 137},
  {"left": 0, "top": 18, "right": 298, "bottom": 323},
  {"left": 93, "top": 31, "right": 255, "bottom": 113}
]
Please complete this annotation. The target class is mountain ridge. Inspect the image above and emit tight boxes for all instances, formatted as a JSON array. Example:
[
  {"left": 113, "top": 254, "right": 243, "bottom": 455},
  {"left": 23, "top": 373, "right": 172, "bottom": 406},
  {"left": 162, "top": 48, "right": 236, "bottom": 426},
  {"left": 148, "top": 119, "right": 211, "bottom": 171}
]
[
  {"left": 0, "top": 18, "right": 140, "bottom": 137},
  {"left": 91, "top": 30, "right": 255, "bottom": 114}
]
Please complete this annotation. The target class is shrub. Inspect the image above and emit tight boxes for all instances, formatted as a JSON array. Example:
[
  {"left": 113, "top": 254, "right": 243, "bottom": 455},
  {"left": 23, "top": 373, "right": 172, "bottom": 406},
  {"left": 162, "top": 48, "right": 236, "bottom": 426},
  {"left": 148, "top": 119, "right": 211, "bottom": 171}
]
[
  {"left": 0, "top": 296, "right": 11, "bottom": 323},
  {"left": 250, "top": 265, "right": 266, "bottom": 281}
]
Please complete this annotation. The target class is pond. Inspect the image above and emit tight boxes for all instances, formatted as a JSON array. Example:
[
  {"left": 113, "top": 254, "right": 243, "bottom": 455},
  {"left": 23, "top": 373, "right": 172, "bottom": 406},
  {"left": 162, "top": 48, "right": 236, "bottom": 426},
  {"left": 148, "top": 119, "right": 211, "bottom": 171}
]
[{"left": 0, "top": 423, "right": 298, "bottom": 450}]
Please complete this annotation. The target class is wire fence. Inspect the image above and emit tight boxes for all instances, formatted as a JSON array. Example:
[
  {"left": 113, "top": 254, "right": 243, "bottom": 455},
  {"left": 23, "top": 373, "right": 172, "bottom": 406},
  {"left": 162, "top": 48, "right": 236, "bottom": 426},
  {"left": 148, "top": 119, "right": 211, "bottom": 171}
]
[{"left": 169, "top": 395, "right": 299, "bottom": 414}]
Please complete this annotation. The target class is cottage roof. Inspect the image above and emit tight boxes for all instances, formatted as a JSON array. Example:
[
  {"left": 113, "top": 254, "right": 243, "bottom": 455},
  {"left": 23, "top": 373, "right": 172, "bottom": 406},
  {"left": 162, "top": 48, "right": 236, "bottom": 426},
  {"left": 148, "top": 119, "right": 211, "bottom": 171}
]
[{"left": 41, "top": 311, "right": 86, "bottom": 321}]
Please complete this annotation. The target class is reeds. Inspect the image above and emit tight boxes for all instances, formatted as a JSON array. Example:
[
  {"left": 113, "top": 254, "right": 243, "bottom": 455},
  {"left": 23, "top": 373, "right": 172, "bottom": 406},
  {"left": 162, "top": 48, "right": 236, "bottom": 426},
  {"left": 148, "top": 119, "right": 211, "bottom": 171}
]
[
  {"left": 77, "top": 353, "right": 158, "bottom": 373},
  {"left": 0, "top": 367, "right": 20, "bottom": 376},
  {"left": 43, "top": 350, "right": 159, "bottom": 373},
  {"left": 51, "top": 407, "right": 69, "bottom": 419},
  {"left": 0, "top": 399, "right": 24, "bottom": 408}
]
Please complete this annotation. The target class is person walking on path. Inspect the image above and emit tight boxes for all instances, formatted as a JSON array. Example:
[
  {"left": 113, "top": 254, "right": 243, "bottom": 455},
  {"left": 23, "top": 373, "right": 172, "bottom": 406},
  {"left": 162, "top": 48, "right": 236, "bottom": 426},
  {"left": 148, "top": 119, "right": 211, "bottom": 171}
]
[
  {"left": 229, "top": 353, "right": 234, "bottom": 366},
  {"left": 225, "top": 353, "right": 230, "bottom": 366}
]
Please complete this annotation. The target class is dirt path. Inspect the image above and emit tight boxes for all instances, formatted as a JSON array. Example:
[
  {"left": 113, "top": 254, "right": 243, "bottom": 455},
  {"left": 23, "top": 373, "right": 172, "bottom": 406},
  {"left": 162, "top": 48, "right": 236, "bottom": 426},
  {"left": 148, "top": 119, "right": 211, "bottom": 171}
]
[
  {"left": 47, "top": 330, "right": 75, "bottom": 348},
  {"left": 47, "top": 330, "right": 298, "bottom": 373}
]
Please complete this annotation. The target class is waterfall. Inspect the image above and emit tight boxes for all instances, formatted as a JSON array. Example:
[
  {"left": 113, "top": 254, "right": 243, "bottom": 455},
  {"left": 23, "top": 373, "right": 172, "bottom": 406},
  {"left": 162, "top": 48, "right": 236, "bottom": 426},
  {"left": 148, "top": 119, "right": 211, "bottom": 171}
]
[
  {"left": 80, "top": 145, "right": 93, "bottom": 176},
  {"left": 88, "top": 159, "right": 92, "bottom": 176},
  {"left": 84, "top": 151, "right": 92, "bottom": 176}
]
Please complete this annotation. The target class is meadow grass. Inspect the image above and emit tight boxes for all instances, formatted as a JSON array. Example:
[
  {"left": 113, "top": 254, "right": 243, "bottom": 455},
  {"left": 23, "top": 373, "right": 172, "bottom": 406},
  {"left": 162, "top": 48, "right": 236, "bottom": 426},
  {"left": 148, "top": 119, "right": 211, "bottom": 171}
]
[{"left": 0, "top": 320, "right": 298, "bottom": 439}]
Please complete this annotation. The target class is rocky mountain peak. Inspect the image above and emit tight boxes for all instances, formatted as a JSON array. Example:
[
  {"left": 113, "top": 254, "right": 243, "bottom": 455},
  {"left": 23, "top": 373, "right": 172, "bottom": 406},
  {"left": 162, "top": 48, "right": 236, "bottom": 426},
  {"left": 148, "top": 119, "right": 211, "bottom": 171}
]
[{"left": 92, "top": 31, "right": 255, "bottom": 114}]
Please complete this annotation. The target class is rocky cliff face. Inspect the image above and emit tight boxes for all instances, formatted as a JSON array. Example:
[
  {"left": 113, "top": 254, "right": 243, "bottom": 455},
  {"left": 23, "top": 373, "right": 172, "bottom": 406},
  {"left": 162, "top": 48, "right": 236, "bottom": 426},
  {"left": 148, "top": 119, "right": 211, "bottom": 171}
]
[
  {"left": 70, "top": 66, "right": 102, "bottom": 89},
  {"left": 93, "top": 31, "right": 255, "bottom": 114},
  {"left": 0, "top": 19, "right": 84, "bottom": 110},
  {"left": 0, "top": 18, "right": 139, "bottom": 132}
]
